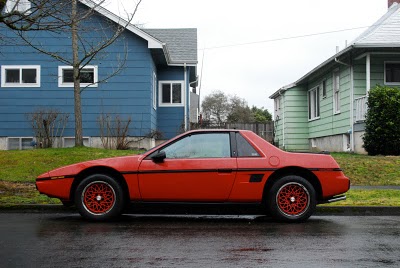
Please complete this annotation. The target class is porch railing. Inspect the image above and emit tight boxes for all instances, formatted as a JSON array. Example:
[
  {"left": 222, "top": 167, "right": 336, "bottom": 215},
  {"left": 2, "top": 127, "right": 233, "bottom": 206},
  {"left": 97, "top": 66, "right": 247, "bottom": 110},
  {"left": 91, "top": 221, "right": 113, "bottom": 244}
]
[{"left": 355, "top": 95, "right": 367, "bottom": 122}]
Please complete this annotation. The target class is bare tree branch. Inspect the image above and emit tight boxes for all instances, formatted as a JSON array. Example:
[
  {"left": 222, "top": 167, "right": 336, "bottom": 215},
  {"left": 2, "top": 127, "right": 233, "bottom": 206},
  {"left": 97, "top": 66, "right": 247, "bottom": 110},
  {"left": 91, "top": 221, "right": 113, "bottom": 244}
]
[{"left": 3, "top": 0, "right": 143, "bottom": 146}]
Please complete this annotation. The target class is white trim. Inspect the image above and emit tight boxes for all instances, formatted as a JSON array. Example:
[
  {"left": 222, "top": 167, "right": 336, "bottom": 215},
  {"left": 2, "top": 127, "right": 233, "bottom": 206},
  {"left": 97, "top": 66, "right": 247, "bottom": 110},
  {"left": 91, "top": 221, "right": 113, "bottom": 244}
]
[
  {"left": 321, "top": 79, "right": 327, "bottom": 98},
  {"left": 366, "top": 53, "right": 371, "bottom": 91},
  {"left": 153, "top": 72, "right": 157, "bottom": 110},
  {"left": 333, "top": 69, "right": 340, "bottom": 114},
  {"left": 384, "top": 61, "right": 400, "bottom": 85},
  {"left": 350, "top": 65, "right": 355, "bottom": 152},
  {"left": 158, "top": 80, "right": 185, "bottom": 107},
  {"left": 184, "top": 65, "right": 188, "bottom": 131},
  {"left": 79, "top": 0, "right": 163, "bottom": 49},
  {"left": 308, "top": 86, "right": 320, "bottom": 121},
  {"left": 274, "top": 97, "right": 281, "bottom": 120},
  {"left": 58, "top": 65, "right": 98, "bottom": 87},
  {"left": 1, "top": 65, "right": 41, "bottom": 87}
]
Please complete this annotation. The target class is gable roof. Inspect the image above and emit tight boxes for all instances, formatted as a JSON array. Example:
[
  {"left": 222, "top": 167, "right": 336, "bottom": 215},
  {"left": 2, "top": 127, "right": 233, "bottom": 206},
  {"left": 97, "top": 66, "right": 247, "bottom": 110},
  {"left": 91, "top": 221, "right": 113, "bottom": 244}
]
[
  {"left": 353, "top": 3, "right": 400, "bottom": 47},
  {"left": 79, "top": 0, "right": 197, "bottom": 65},
  {"left": 270, "top": 3, "right": 400, "bottom": 99},
  {"left": 142, "top": 28, "right": 197, "bottom": 64}
]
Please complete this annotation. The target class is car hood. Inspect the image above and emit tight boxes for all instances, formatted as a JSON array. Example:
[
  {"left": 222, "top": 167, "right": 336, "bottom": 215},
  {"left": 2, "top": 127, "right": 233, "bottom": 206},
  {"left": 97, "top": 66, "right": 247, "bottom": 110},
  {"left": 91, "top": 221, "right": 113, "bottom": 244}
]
[{"left": 37, "top": 154, "right": 143, "bottom": 180}]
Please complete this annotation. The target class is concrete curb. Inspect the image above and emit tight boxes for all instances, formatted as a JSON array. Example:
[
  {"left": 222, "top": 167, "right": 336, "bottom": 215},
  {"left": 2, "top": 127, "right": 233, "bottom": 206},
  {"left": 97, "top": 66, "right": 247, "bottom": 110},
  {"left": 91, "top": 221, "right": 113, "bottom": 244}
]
[{"left": 0, "top": 205, "right": 399, "bottom": 216}]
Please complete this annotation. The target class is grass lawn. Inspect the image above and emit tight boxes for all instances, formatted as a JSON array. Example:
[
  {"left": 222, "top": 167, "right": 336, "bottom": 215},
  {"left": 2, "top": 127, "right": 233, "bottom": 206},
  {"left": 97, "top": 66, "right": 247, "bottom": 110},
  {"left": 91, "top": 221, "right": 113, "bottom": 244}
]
[
  {"left": 0, "top": 148, "right": 399, "bottom": 207},
  {"left": 332, "top": 153, "right": 400, "bottom": 186}
]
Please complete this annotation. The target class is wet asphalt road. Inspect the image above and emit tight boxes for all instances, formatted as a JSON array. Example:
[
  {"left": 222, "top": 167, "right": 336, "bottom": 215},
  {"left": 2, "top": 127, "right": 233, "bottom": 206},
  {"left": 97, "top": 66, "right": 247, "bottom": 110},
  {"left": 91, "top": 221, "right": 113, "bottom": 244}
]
[{"left": 0, "top": 213, "right": 399, "bottom": 268}]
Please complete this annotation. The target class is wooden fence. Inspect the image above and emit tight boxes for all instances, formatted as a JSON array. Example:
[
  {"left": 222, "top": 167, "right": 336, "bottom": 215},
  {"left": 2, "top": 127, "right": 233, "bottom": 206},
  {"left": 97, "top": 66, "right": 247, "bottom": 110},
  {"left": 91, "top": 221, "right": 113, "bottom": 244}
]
[{"left": 191, "top": 122, "right": 274, "bottom": 143}]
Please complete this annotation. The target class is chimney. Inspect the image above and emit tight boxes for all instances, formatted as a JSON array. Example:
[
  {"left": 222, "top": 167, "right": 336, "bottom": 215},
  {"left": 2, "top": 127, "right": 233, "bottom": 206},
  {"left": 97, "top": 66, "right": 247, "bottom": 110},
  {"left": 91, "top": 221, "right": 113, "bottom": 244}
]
[{"left": 388, "top": 0, "right": 400, "bottom": 8}]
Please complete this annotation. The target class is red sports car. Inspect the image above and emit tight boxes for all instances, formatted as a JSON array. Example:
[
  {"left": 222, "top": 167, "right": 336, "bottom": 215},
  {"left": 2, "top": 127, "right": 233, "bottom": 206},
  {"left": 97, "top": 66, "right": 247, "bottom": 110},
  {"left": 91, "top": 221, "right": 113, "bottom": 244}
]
[{"left": 36, "top": 129, "right": 350, "bottom": 222}]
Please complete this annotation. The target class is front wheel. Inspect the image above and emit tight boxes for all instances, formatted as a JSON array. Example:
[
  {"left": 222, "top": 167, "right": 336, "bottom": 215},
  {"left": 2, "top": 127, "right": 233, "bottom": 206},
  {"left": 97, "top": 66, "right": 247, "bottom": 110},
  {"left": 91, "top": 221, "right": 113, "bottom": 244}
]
[
  {"left": 74, "top": 174, "right": 125, "bottom": 221},
  {"left": 267, "top": 175, "right": 316, "bottom": 222}
]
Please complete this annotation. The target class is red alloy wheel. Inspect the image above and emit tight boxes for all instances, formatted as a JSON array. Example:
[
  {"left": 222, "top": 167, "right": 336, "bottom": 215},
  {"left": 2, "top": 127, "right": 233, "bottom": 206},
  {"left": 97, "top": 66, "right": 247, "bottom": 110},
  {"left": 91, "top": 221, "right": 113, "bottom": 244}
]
[
  {"left": 276, "top": 182, "right": 310, "bottom": 216},
  {"left": 82, "top": 181, "right": 116, "bottom": 215}
]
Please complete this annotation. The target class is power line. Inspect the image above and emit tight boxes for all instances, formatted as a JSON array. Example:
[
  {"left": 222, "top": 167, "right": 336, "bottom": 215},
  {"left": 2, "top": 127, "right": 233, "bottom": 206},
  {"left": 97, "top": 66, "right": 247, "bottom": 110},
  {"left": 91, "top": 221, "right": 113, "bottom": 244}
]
[{"left": 199, "top": 25, "right": 374, "bottom": 50}]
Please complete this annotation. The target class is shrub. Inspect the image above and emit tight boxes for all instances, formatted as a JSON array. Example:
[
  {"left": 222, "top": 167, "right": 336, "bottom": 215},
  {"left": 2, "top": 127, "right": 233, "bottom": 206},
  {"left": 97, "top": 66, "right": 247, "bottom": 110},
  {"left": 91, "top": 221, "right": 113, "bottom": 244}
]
[
  {"left": 363, "top": 85, "right": 400, "bottom": 155},
  {"left": 26, "top": 108, "right": 69, "bottom": 148}
]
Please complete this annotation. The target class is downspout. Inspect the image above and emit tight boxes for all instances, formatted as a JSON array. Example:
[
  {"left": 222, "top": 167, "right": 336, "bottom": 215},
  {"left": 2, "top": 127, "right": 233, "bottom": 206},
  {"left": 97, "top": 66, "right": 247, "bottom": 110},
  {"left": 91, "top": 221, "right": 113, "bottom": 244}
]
[
  {"left": 189, "top": 76, "right": 199, "bottom": 123},
  {"left": 184, "top": 63, "right": 188, "bottom": 131},
  {"left": 366, "top": 53, "right": 371, "bottom": 92},
  {"left": 282, "top": 93, "right": 285, "bottom": 149},
  {"left": 334, "top": 57, "right": 354, "bottom": 151}
]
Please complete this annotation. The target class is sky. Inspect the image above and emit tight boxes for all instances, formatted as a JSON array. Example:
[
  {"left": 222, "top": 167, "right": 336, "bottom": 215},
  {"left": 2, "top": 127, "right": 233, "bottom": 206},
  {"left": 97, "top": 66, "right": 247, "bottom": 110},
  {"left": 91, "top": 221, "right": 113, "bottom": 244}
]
[{"left": 105, "top": 0, "right": 389, "bottom": 113}]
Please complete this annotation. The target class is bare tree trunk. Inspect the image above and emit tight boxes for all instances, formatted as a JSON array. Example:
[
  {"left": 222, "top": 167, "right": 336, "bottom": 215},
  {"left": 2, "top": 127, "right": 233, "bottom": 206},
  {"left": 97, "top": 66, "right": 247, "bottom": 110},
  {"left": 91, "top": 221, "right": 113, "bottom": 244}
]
[{"left": 71, "top": 0, "right": 83, "bottom": 146}]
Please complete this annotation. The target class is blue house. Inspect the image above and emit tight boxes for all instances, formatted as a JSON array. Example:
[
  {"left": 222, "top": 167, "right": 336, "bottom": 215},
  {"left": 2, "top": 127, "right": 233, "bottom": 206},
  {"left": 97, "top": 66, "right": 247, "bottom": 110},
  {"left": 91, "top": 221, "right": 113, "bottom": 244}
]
[{"left": 0, "top": 0, "right": 198, "bottom": 150}]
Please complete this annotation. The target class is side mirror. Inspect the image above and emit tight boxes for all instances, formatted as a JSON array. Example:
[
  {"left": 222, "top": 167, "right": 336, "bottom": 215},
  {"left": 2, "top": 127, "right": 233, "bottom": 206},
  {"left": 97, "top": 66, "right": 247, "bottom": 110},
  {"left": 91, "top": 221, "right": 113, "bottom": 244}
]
[{"left": 151, "top": 151, "right": 166, "bottom": 163}]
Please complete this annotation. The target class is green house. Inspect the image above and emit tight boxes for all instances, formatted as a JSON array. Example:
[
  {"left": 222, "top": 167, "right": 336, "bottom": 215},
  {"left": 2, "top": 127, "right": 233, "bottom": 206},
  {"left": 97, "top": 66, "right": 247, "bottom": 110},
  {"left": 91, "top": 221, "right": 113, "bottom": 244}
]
[{"left": 270, "top": 2, "right": 400, "bottom": 153}]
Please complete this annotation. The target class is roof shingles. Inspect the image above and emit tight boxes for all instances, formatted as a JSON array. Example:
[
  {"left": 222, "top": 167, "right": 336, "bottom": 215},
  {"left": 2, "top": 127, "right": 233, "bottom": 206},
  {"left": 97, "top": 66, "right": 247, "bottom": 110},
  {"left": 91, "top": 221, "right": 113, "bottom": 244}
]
[{"left": 143, "top": 28, "right": 198, "bottom": 64}]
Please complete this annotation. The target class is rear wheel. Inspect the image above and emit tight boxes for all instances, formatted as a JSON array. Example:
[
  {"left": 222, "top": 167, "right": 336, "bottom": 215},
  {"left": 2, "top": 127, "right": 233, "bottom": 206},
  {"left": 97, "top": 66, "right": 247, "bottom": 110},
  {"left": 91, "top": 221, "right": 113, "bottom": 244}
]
[
  {"left": 74, "top": 174, "right": 125, "bottom": 221},
  {"left": 268, "top": 175, "right": 316, "bottom": 222}
]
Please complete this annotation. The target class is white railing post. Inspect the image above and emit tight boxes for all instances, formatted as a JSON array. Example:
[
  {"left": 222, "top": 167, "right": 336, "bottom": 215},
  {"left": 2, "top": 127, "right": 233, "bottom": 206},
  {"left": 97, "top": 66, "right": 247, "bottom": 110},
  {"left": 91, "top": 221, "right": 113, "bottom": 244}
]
[{"left": 355, "top": 95, "right": 368, "bottom": 122}]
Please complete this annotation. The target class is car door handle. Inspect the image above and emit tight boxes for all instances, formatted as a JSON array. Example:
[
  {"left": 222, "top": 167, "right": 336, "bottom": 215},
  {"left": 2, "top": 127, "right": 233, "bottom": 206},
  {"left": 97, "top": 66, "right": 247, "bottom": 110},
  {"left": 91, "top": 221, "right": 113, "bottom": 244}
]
[{"left": 218, "top": 169, "right": 233, "bottom": 173}]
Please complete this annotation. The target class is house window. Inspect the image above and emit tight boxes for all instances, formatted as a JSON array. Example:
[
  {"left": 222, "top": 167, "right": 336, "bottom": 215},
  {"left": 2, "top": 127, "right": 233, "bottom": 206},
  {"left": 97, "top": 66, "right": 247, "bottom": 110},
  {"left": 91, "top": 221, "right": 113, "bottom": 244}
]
[
  {"left": 7, "top": 137, "right": 34, "bottom": 150},
  {"left": 58, "top": 66, "right": 98, "bottom": 87},
  {"left": 308, "top": 86, "right": 320, "bottom": 120},
  {"left": 63, "top": 137, "right": 90, "bottom": 148},
  {"left": 274, "top": 97, "right": 281, "bottom": 120},
  {"left": 322, "top": 80, "right": 327, "bottom": 98},
  {"left": 333, "top": 70, "right": 340, "bottom": 114},
  {"left": 5, "top": 0, "right": 31, "bottom": 14},
  {"left": 1, "top": 65, "right": 40, "bottom": 87},
  {"left": 159, "top": 81, "right": 184, "bottom": 106},
  {"left": 385, "top": 62, "right": 400, "bottom": 85},
  {"left": 153, "top": 73, "right": 157, "bottom": 110}
]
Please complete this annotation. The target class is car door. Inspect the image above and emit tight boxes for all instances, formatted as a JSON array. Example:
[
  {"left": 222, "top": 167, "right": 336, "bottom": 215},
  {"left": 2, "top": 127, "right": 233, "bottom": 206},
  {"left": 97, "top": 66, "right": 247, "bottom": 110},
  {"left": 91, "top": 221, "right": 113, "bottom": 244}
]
[{"left": 138, "top": 132, "right": 237, "bottom": 202}]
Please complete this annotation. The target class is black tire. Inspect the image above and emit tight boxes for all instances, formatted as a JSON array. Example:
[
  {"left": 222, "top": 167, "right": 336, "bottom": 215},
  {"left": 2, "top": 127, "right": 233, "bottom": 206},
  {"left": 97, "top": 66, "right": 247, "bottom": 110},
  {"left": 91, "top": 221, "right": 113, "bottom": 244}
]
[
  {"left": 74, "top": 174, "right": 125, "bottom": 221},
  {"left": 267, "top": 175, "right": 316, "bottom": 222}
]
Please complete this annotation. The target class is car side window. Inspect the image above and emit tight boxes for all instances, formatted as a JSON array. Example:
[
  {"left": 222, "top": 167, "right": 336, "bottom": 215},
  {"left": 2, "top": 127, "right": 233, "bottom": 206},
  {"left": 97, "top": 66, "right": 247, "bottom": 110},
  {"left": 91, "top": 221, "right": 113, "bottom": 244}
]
[
  {"left": 236, "top": 133, "right": 260, "bottom": 157},
  {"left": 162, "top": 133, "right": 231, "bottom": 159}
]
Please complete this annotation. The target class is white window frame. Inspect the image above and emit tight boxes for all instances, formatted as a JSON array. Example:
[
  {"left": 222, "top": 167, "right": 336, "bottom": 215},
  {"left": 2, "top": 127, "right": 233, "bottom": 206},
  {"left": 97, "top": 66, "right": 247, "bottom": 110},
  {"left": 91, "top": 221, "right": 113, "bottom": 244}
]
[
  {"left": 158, "top": 80, "right": 185, "bottom": 107},
  {"left": 7, "top": 137, "right": 35, "bottom": 150},
  {"left": 274, "top": 97, "right": 281, "bottom": 120},
  {"left": 384, "top": 61, "right": 400, "bottom": 85},
  {"left": 153, "top": 72, "right": 157, "bottom": 110},
  {"left": 322, "top": 79, "right": 327, "bottom": 98},
  {"left": 333, "top": 70, "right": 340, "bottom": 114},
  {"left": 308, "top": 86, "right": 320, "bottom": 121},
  {"left": 58, "top": 65, "right": 98, "bottom": 87},
  {"left": 1, "top": 65, "right": 41, "bottom": 87}
]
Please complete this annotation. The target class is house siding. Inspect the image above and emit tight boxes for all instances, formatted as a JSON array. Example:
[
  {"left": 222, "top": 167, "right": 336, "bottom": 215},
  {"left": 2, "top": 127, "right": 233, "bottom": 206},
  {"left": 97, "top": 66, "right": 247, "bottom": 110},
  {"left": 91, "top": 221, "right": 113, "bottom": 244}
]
[
  {"left": 157, "top": 66, "right": 185, "bottom": 139},
  {"left": 0, "top": 11, "right": 156, "bottom": 140},
  {"left": 0, "top": 5, "right": 195, "bottom": 148},
  {"left": 274, "top": 86, "right": 308, "bottom": 151}
]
